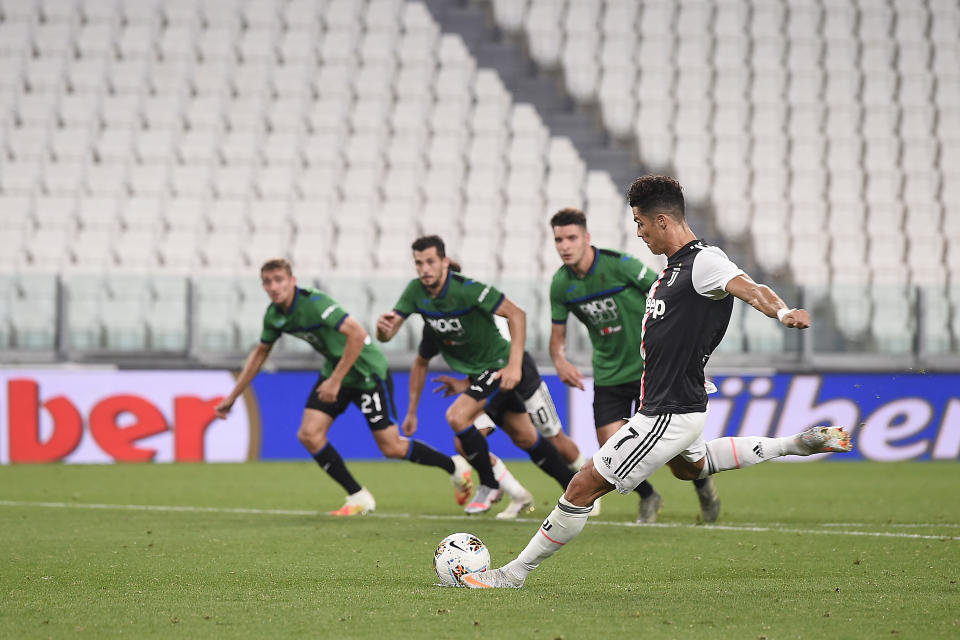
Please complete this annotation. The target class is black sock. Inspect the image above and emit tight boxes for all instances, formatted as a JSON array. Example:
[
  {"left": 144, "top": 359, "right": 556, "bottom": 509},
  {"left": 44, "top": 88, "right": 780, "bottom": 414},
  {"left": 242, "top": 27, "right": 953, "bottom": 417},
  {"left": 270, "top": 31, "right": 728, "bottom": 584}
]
[
  {"left": 692, "top": 478, "right": 708, "bottom": 488},
  {"left": 524, "top": 434, "right": 575, "bottom": 489},
  {"left": 312, "top": 444, "right": 362, "bottom": 495},
  {"left": 634, "top": 480, "right": 654, "bottom": 498},
  {"left": 407, "top": 439, "right": 456, "bottom": 474},
  {"left": 455, "top": 426, "right": 498, "bottom": 488}
]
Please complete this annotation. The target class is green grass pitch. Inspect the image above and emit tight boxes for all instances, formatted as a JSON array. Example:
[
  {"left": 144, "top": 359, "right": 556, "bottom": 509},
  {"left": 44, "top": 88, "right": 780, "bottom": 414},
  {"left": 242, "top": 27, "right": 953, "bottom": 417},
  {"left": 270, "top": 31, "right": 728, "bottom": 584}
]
[{"left": 2, "top": 461, "right": 958, "bottom": 639}]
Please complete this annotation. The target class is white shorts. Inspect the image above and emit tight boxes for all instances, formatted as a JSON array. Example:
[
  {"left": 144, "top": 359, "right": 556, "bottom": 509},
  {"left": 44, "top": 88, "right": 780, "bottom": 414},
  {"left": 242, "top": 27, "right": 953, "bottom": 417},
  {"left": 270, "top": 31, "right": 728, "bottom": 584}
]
[{"left": 593, "top": 411, "right": 707, "bottom": 495}]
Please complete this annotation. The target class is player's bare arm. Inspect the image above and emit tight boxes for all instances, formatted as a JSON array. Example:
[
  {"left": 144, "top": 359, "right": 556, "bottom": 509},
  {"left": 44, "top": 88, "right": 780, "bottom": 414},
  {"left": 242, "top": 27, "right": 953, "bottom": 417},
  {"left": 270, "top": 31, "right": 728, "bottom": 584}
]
[
  {"left": 375, "top": 310, "right": 404, "bottom": 342},
  {"left": 549, "top": 323, "right": 585, "bottom": 390},
  {"left": 318, "top": 316, "right": 368, "bottom": 403},
  {"left": 493, "top": 296, "right": 525, "bottom": 390},
  {"left": 215, "top": 341, "right": 273, "bottom": 418},
  {"left": 403, "top": 354, "right": 430, "bottom": 436},
  {"left": 725, "top": 274, "right": 811, "bottom": 329}
]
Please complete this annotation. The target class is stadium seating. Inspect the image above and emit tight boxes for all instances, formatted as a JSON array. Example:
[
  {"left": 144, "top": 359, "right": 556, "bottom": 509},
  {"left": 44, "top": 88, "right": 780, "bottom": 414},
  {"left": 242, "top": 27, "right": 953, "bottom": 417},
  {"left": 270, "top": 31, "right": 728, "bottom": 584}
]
[
  {"left": 487, "top": 0, "right": 959, "bottom": 353},
  {"left": 0, "top": 0, "right": 956, "bottom": 360}
]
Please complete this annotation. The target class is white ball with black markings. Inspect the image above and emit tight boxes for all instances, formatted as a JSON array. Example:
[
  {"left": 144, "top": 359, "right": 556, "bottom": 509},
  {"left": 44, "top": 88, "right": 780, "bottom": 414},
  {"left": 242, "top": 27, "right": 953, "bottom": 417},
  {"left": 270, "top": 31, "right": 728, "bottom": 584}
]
[{"left": 434, "top": 532, "right": 490, "bottom": 587}]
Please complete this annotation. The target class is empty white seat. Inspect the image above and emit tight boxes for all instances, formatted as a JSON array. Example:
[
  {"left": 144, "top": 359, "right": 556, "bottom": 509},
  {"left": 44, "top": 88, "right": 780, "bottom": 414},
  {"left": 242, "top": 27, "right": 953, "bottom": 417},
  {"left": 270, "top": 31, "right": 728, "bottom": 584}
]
[
  {"left": 206, "top": 198, "right": 248, "bottom": 232},
  {"left": 238, "top": 27, "right": 278, "bottom": 62},
  {"left": 308, "top": 94, "right": 352, "bottom": 132},
  {"left": 169, "top": 163, "right": 210, "bottom": 197},
  {"left": 220, "top": 130, "right": 261, "bottom": 165},
  {"left": 212, "top": 165, "right": 254, "bottom": 198},
  {"left": 28, "top": 228, "right": 71, "bottom": 269},
  {"left": 165, "top": 197, "right": 206, "bottom": 232}
]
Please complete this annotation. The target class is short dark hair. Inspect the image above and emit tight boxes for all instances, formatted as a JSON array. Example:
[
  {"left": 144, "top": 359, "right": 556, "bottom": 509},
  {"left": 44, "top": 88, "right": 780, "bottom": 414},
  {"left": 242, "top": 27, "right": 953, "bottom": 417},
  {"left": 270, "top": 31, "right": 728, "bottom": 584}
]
[
  {"left": 549, "top": 207, "right": 587, "bottom": 229},
  {"left": 627, "top": 176, "right": 685, "bottom": 220},
  {"left": 260, "top": 257, "right": 292, "bottom": 275},
  {"left": 447, "top": 259, "right": 462, "bottom": 272},
  {"left": 411, "top": 235, "right": 445, "bottom": 257}
]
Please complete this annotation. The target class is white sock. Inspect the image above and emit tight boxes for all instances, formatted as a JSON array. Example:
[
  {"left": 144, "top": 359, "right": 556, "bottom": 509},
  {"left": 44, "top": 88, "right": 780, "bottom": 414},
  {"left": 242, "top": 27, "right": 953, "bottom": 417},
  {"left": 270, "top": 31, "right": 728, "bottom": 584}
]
[
  {"left": 506, "top": 496, "right": 592, "bottom": 579},
  {"left": 491, "top": 456, "right": 527, "bottom": 500},
  {"left": 699, "top": 435, "right": 805, "bottom": 478},
  {"left": 567, "top": 453, "right": 587, "bottom": 473}
]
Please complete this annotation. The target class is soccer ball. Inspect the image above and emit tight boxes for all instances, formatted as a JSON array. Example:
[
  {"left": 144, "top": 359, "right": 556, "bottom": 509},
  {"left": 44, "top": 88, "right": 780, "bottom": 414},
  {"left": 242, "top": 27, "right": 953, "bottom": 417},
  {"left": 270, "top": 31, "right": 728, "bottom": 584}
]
[{"left": 433, "top": 532, "right": 490, "bottom": 587}]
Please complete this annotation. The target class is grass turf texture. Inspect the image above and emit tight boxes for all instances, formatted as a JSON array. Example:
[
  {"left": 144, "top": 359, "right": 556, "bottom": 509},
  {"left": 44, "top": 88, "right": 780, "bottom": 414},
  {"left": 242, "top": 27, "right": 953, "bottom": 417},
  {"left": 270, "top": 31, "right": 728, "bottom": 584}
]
[{"left": 1, "top": 461, "right": 958, "bottom": 639}]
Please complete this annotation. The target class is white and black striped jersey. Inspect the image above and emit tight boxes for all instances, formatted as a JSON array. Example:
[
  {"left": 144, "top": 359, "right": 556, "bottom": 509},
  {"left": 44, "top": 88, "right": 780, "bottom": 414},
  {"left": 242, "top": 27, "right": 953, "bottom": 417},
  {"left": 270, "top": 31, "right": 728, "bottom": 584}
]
[{"left": 639, "top": 239, "right": 744, "bottom": 416}]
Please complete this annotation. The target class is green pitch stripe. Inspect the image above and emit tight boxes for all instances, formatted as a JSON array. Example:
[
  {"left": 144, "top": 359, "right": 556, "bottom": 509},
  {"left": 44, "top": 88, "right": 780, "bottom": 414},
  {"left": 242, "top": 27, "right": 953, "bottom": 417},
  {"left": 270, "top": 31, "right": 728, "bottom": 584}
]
[{"left": 1, "top": 499, "right": 957, "bottom": 542}]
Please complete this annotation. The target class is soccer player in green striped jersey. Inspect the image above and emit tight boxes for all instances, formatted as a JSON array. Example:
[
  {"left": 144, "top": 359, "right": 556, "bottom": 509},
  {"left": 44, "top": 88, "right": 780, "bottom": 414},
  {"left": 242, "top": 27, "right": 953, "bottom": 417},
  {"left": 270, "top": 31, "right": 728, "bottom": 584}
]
[
  {"left": 215, "top": 258, "right": 472, "bottom": 516},
  {"left": 376, "top": 236, "right": 575, "bottom": 514},
  {"left": 548, "top": 208, "right": 721, "bottom": 523}
]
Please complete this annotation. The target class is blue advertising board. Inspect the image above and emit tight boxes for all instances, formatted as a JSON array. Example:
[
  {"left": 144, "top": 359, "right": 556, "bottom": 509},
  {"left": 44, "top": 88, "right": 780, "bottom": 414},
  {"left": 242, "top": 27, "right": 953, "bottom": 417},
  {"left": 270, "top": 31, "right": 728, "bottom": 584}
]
[
  {"left": 252, "top": 371, "right": 960, "bottom": 463},
  {"left": 252, "top": 371, "right": 570, "bottom": 461}
]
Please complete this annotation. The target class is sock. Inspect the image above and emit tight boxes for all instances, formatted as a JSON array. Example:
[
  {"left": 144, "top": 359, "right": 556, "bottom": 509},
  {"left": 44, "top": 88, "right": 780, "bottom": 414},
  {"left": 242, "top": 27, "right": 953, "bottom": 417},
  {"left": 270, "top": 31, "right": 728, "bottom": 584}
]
[
  {"left": 312, "top": 443, "right": 362, "bottom": 495},
  {"left": 491, "top": 456, "right": 527, "bottom": 500},
  {"left": 693, "top": 477, "right": 708, "bottom": 488},
  {"left": 507, "top": 496, "right": 592, "bottom": 579},
  {"left": 524, "top": 433, "right": 575, "bottom": 489},
  {"left": 407, "top": 439, "right": 456, "bottom": 474},
  {"left": 698, "top": 435, "right": 800, "bottom": 478},
  {"left": 634, "top": 480, "right": 654, "bottom": 499},
  {"left": 567, "top": 452, "right": 587, "bottom": 473},
  {"left": 455, "top": 426, "right": 499, "bottom": 488}
]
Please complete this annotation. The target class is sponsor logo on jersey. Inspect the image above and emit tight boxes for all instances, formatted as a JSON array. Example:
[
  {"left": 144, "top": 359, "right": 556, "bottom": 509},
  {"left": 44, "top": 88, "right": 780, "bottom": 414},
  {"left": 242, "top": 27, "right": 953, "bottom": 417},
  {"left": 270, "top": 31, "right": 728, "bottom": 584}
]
[
  {"left": 666, "top": 267, "right": 681, "bottom": 287},
  {"left": 645, "top": 297, "right": 667, "bottom": 319},
  {"left": 426, "top": 316, "right": 465, "bottom": 336},
  {"left": 320, "top": 303, "right": 339, "bottom": 319},
  {"left": 297, "top": 332, "right": 323, "bottom": 347},
  {"left": 599, "top": 325, "right": 622, "bottom": 335},
  {"left": 579, "top": 297, "right": 619, "bottom": 324}
]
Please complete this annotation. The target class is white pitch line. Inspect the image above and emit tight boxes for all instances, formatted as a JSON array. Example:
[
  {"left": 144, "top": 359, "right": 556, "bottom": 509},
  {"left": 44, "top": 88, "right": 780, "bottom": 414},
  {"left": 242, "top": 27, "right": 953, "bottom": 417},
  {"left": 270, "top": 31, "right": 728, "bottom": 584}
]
[
  {"left": 1, "top": 500, "right": 957, "bottom": 542},
  {"left": 822, "top": 522, "right": 960, "bottom": 529}
]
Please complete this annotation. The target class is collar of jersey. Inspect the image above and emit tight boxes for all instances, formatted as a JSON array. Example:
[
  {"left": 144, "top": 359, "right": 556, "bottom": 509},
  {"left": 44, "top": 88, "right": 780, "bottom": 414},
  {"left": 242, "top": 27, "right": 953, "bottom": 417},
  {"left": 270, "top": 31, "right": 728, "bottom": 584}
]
[
  {"left": 423, "top": 270, "right": 453, "bottom": 299},
  {"left": 565, "top": 245, "right": 600, "bottom": 279},
  {"left": 671, "top": 239, "right": 704, "bottom": 262},
  {"left": 276, "top": 286, "right": 301, "bottom": 316}
]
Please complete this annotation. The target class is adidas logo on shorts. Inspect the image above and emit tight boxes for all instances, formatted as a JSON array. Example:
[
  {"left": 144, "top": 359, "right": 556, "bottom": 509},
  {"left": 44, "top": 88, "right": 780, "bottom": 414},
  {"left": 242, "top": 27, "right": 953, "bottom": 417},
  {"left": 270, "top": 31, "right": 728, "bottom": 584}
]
[{"left": 602, "top": 456, "right": 612, "bottom": 467}]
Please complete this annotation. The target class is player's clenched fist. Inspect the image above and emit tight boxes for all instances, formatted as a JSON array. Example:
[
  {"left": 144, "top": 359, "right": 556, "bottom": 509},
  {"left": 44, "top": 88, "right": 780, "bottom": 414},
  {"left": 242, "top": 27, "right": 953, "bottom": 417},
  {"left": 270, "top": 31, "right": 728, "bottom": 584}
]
[{"left": 778, "top": 308, "right": 811, "bottom": 329}]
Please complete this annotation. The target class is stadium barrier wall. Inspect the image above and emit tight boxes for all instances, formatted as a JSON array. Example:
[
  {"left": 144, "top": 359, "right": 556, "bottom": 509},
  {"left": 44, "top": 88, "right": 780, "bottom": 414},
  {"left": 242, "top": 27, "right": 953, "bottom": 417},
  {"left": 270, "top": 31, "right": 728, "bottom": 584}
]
[{"left": 1, "top": 370, "right": 957, "bottom": 464}]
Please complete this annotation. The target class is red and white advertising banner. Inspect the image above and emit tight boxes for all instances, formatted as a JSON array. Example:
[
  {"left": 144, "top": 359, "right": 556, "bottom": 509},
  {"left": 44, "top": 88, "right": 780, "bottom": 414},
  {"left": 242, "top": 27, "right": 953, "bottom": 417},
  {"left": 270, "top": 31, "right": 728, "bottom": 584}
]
[{"left": 0, "top": 370, "right": 257, "bottom": 464}]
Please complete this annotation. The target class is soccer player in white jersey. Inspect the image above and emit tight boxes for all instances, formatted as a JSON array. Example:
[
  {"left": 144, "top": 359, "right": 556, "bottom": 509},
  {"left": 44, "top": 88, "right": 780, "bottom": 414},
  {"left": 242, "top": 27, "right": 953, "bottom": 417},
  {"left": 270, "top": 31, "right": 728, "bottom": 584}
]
[{"left": 463, "top": 175, "right": 852, "bottom": 589}]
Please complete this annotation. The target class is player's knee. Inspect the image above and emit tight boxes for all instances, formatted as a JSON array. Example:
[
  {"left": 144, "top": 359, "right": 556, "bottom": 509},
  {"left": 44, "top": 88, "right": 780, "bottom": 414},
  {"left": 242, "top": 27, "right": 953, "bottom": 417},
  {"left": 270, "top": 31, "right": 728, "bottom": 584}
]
[
  {"left": 667, "top": 458, "right": 700, "bottom": 480},
  {"left": 380, "top": 439, "right": 408, "bottom": 459},
  {"left": 297, "top": 429, "right": 325, "bottom": 452},
  {"left": 511, "top": 431, "right": 537, "bottom": 449},
  {"left": 563, "top": 467, "right": 602, "bottom": 507},
  {"left": 445, "top": 407, "right": 470, "bottom": 431}
]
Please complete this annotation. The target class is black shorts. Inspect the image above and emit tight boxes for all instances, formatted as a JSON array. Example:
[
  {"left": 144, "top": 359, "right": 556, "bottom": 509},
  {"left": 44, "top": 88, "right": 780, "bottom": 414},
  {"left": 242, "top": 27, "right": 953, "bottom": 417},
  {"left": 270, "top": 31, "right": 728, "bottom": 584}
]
[
  {"left": 305, "top": 372, "right": 398, "bottom": 431},
  {"left": 593, "top": 379, "right": 644, "bottom": 428},
  {"left": 468, "top": 352, "right": 541, "bottom": 424}
]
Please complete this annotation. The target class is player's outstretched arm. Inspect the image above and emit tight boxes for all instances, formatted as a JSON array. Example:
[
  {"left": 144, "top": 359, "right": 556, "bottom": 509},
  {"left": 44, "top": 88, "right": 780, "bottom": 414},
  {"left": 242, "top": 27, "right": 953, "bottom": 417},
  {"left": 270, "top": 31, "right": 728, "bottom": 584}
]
[
  {"left": 725, "top": 274, "right": 811, "bottom": 329},
  {"left": 215, "top": 341, "right": 273, "bottom": 418},
  {"left": 403, "top": 354, "right": 430, "bottom": 436},
  {"left": 318, "top": 316, "right": 367, "bottom": 403},
  {"left": 549, "top": 322, "right": 585, "bottom": 390},
  {"left": 493, "top": 296, "right": 526, "bottom": 391},
  {"left": 375, "top": 310, "right": 405, "bottom": 342}
]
